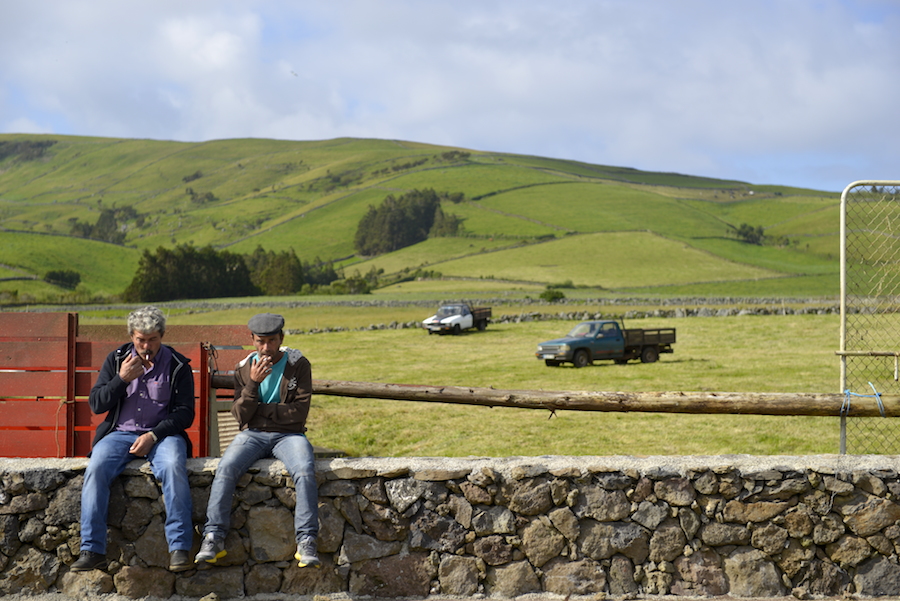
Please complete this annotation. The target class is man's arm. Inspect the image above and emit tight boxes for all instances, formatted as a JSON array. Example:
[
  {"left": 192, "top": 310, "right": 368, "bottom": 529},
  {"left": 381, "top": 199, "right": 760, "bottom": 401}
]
[
  {"left": 88, "top": 350, "right": 128, "bottom": 415},
  {"left": 232, "top": 361, "right": 262, "bottom": 427}
]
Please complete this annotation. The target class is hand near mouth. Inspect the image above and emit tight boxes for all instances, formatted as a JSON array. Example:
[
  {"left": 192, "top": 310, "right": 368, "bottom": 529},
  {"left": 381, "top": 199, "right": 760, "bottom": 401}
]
[{"left": 139, "top": 351, "right": 154, "bottom": 369}]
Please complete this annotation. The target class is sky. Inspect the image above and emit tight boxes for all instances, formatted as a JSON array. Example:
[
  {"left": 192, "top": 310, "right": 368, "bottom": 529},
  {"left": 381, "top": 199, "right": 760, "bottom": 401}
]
[{"left": 2, "top": 1, "right": 899, "bottom": 193}]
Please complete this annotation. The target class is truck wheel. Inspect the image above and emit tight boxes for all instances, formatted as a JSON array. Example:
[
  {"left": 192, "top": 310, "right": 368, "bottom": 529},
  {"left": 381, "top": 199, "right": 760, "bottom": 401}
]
[
  {"left": 477, "top": 319, "right": 487, "bottom": 331},
  {"left": 452, "top": 324, "right": 462, "bottom": 335},
  {"left": 573, "top": 350, "right": 591, "bottom": 368},
  {"left": 641, "top": 346, "right": 659, "bottom": 363},
  {"left": 545, "top": 360, "right": 561, "bottom": 367}
]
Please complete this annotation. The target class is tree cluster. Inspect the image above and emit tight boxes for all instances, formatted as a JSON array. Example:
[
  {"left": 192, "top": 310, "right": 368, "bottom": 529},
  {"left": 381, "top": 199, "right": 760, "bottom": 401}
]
[
  {"left": 122, "top": 244, "right": 341, "bottom": 302},
  {"left": 44, "top": 269, "right": 81, "bottom": 289},
  {"left": 122, "top": 245, "right": 257, "bottom": 302},
  {"left": 69, "top": 206, "right": 139, "bottom": 244},
  {"left": 354, "top": 189, "right": 464, "bottom": 256},
  {"left": 185, "top": 187, "right": 217, "bottom": 204},
  {"left": 733, "top": 223, "right": 766, "bottom": 245},
  {"left": 0, "top": 139, "right": 57, "bottom": 162}
]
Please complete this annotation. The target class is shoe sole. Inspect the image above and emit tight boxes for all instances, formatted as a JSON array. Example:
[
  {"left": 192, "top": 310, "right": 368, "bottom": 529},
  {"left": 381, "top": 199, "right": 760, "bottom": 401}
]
[
  {"left": 294, "top": 552, "right": 321, "bottom": 568},
  {"left": 70, "top": 565, "right": 106, "bottom": 572},
  {"left": 169, "top": 563, "right": 193, "bottom": 572},
  {"left": 194, "top": 550, "right": 227, "bottom": 564}
]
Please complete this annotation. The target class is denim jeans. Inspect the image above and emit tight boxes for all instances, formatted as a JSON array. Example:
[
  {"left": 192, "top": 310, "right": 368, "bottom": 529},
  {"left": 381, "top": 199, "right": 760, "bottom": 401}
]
[
  {"left": 80, "top": 430, "right": 192, "bottom": 554},
  {"left": 203, "top": 430, "right": 318, "bottom": 544}
]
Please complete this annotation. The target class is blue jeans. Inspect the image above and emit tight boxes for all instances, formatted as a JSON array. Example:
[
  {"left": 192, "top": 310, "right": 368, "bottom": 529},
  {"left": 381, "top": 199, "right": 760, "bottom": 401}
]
[
  {"left": 203, "top": 430, "right": 318, "bottom": 544},
  {"left": 80, "top": 431, "right": 192, "bottom": 554}
]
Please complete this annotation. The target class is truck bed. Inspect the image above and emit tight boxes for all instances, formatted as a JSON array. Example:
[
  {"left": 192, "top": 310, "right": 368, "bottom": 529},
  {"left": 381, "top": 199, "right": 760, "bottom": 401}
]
[
  {"left": 472, "top": 307, "right": 492, "bottom": 320},
  {"left": 623, "top": 328, "right": 676, "bottom": 347}
]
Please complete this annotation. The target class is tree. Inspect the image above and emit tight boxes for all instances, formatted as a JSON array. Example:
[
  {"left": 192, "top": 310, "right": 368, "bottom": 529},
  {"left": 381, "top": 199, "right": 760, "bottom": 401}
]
[
  {"left": 44, "top": 269, "right": 81, "bottom": 289},
  {"left": 123, "top": 244, "right": 258, "bottom": 302},
  {"left": 68, "top": 206, "right": 138, "bottom": 244},
  {"left": 354, "top": 189, "right": 463, "bottom": 256},
  {"left": 734, "top": 223, "right": 765, "bottom": 245},
  {"left": 244, "top": 246, "right": 304, "bottom": 295}
]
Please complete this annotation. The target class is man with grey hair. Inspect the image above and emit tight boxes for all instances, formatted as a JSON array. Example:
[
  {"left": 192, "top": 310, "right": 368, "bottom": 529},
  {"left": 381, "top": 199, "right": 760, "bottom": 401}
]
[{"left": 72, "top": 306, "right": 195, "bottom": 573}]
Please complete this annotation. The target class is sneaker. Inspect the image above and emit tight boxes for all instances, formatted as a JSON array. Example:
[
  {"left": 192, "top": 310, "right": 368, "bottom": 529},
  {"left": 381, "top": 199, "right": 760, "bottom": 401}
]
[
  {"left": 194, "top": 533, "right": 227, "bottom": 564},
  {"left": 169, "top": 549, "right": 192, "bottom": 572},
  {"left": 71, "top": 550, "right": 107, "bottom": 572},
  {"left": 295, "top": 536, "right": 320, "bottom": 568}
]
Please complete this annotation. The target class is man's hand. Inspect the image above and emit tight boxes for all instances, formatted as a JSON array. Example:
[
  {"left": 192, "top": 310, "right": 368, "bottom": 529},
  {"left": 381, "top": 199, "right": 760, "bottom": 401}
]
[
  {"left": 119, "top": 354, "right": 146, "bottom": 382},
  {"left": 251, "top": 354, "right": 274, "bottom": 383},
  {"left": 129, "top": 432, "right": 156, "bottom": 457}
]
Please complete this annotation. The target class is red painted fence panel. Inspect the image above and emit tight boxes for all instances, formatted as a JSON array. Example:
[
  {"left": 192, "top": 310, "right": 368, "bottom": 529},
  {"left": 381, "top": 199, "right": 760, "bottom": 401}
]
[
  {"left": 0, "top": 313, "right": 227, "bottom": 458},
  {"left": 0, "top": 312, "right": 75, "bottom": 457}
]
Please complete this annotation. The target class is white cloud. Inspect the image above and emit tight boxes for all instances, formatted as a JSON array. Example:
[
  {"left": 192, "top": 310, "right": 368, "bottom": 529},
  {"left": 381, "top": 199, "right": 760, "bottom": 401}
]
[{"left": 1, "top": 0, "right": 898, "bottom": 191}]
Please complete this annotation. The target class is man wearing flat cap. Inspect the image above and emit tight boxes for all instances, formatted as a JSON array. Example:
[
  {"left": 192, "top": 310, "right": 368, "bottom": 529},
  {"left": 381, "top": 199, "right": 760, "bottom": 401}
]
[{"left": 196, "top": 313, "right": 320, "bottom": 568}]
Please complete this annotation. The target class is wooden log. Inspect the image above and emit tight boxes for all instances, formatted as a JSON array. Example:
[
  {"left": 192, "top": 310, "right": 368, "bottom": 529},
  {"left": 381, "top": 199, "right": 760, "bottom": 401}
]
[{"left": 210, "top": 373, "right": 896, "bottom": 417}]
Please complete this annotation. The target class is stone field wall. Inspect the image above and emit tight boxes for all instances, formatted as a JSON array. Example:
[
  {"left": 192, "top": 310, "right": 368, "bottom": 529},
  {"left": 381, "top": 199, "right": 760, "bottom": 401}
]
[{"left": 3, "top": 455, "right": 900, "bottom": 599}]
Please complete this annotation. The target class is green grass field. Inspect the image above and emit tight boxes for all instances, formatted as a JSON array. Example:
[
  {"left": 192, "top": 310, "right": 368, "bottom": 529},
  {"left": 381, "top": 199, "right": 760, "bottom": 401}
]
[
  {"left": 0, "top": 134, "right": 840, "bottom": 303},
  {"left": 66, "top": 304, "right": 850, "bottom": 458},
  {"left": 301, "top": 314, "right": 845, "bottom": 457}
]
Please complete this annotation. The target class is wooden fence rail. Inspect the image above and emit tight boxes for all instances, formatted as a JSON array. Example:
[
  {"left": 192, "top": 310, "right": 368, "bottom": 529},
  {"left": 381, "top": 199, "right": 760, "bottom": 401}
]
[{"left": 211, "top": 375, "right": 891, "bottom": 417}]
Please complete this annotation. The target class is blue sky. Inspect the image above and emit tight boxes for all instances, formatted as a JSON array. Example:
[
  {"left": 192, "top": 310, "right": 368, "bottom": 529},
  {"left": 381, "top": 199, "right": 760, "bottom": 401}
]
[{"left": 2, "top": 0, "right": 898, "bottom": 192}]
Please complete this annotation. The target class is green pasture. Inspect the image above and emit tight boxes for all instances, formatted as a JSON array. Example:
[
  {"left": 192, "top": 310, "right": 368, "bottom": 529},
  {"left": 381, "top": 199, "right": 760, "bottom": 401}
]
[
  {"left": 299, "top": 313, "right": 845, "bottom": 457},
  {"left": 390, "top": 160, "right": 571, "bottom": 199},
  {"left": 372, "top": 278, "right": 546, "bottom": 297},
  {"left": 620, "top": 273, "right": 839, "bottom": 298},
  {"left": 432, "top": 232, "right": 780, "bottom": 287},
  {"left": 139, "top": 309, "right": 846, "bottom": 457},
  {"left": 685, "top": 237, "right": 838, "bottom": 276},
  {"left": 0, "top": 230, "right": 138, "bottom": 295},
  {"left": 224, "top": 187, "right": 389, "bottom": 258},
  {"left": 345, "top": 236, "right": 526, "bottom": 276},
  {"left": 681, "top": 194, "right": 838, "bottom": 229},
  {"left": 0, "top": 133, "right": 844, "bottom": 302},
  {"left": 70, "top": 305, "right": 849, "bottom": 456}
]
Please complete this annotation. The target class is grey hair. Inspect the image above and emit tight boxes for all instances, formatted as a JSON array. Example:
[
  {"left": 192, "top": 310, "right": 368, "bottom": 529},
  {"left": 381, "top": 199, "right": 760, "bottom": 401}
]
[{"left": 127, "top": 306, "right": 166, "bottom": 336}]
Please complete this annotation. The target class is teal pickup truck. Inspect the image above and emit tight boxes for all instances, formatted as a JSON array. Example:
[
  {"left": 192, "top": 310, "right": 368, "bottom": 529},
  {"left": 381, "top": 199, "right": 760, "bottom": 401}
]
[{"left": 535, "top": 320, "right": 676, "bottom": 367}]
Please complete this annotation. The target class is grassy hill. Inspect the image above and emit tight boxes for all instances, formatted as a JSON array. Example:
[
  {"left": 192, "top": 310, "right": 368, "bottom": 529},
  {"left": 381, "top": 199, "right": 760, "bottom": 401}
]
[{"left": 0, "top": 134, "right": 840, "bottom": 303}]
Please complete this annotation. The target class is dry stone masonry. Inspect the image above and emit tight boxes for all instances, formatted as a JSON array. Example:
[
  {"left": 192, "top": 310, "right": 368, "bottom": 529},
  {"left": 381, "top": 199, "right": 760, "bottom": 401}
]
[{"left": 3, "top": 455, "right": 900, "bottom": 598}]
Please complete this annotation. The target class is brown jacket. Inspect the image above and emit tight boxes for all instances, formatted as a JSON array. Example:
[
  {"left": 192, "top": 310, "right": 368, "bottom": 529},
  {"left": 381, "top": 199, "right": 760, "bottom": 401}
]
[{"left": 232, "top": 347, "right": 312, "bottom": 433}]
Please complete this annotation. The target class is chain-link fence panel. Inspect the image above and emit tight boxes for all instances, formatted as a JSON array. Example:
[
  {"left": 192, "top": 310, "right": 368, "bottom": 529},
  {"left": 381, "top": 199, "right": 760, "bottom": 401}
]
[{"left": 840, "top": 181, "right": 900, "bottom": 454}]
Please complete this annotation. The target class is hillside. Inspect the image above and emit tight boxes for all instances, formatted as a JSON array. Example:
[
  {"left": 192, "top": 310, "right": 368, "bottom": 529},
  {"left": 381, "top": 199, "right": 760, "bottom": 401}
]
[{"left": 0, "top": 134, "right": 840, "bottom": 302}]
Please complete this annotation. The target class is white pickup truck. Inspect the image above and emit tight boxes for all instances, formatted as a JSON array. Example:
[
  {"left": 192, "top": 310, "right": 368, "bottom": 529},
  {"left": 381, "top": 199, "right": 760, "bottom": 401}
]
[{"left": 422, "top": 303, "right": 492, "bottom": 335}]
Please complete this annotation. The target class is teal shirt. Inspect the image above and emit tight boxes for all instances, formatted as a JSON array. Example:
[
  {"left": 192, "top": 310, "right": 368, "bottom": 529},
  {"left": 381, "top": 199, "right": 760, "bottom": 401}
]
[{"left": 255, "top": 352, "right": 287, "bottom": 404}]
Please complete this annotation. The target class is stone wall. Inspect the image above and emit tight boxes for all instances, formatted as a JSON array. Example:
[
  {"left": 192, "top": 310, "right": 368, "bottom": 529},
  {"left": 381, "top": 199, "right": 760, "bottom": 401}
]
[{"left": 3, "top": 455, "right": 900, "bottom": 598}]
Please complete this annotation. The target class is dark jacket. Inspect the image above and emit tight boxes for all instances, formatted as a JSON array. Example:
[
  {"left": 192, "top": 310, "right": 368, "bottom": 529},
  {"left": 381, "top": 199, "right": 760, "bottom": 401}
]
[
  {"left": 89, "top": 342, "right": 196, "bottom": 456},
  {"left": 232, "top": 348, "right": 312, "bottom": 434}
]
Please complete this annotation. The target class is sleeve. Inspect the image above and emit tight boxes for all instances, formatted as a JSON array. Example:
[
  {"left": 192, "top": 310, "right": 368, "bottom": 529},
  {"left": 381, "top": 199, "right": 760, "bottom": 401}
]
[
  {"left": 232, "top": 360, "right": 262, "bottom": 428},
  {"left": 88, "top": 350, "right": 128, "bottom": 415}
]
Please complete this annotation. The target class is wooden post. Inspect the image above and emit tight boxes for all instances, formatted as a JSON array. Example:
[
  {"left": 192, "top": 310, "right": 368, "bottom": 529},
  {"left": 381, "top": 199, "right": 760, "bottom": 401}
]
[{"left": 210, "top": 375, "right": 892, "bottom": 418}]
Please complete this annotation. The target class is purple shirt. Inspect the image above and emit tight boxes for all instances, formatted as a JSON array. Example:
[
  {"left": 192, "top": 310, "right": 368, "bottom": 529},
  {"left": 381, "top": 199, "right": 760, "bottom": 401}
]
[{"left": 116, "top": 345, "right": 172, "bottom": 433}]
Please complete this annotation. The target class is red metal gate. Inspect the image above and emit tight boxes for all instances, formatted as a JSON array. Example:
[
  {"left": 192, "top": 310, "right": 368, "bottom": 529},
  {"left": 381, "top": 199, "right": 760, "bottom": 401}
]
[{"left": 0, "top": 312, "right": 221, "bottom": 457}]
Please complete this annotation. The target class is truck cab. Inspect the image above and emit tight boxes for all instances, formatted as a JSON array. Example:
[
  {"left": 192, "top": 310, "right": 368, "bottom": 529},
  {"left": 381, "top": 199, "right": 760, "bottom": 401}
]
[
  {"left": 422, "top": 303, "right": 491, "bottom": 335},
  {"left": 536, "top": 320, "right": 626, "bottom": 367}
]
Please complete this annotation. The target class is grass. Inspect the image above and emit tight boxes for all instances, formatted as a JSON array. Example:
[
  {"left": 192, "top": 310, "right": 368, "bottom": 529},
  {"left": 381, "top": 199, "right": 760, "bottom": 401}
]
[
  {"left": 0, "top": 230, "right": 139, "bottom": 295},
  {"left": 297, "top": 314, "right": 844, "bottom": 457},
  {"left": 0, "top": 133, "right": 843, "bottom": 305},
  {"left": 431, "top": 232, "right": 780, "bottom": 287},
  {"left": 77, "top": 306, "right": 846, "bottom": 458}
]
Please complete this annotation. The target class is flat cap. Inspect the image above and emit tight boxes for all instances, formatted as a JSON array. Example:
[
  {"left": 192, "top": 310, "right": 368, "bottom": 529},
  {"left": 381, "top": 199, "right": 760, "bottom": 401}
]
[{"left": 248, "top": 313, "right": 285, "bottom": 336}]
